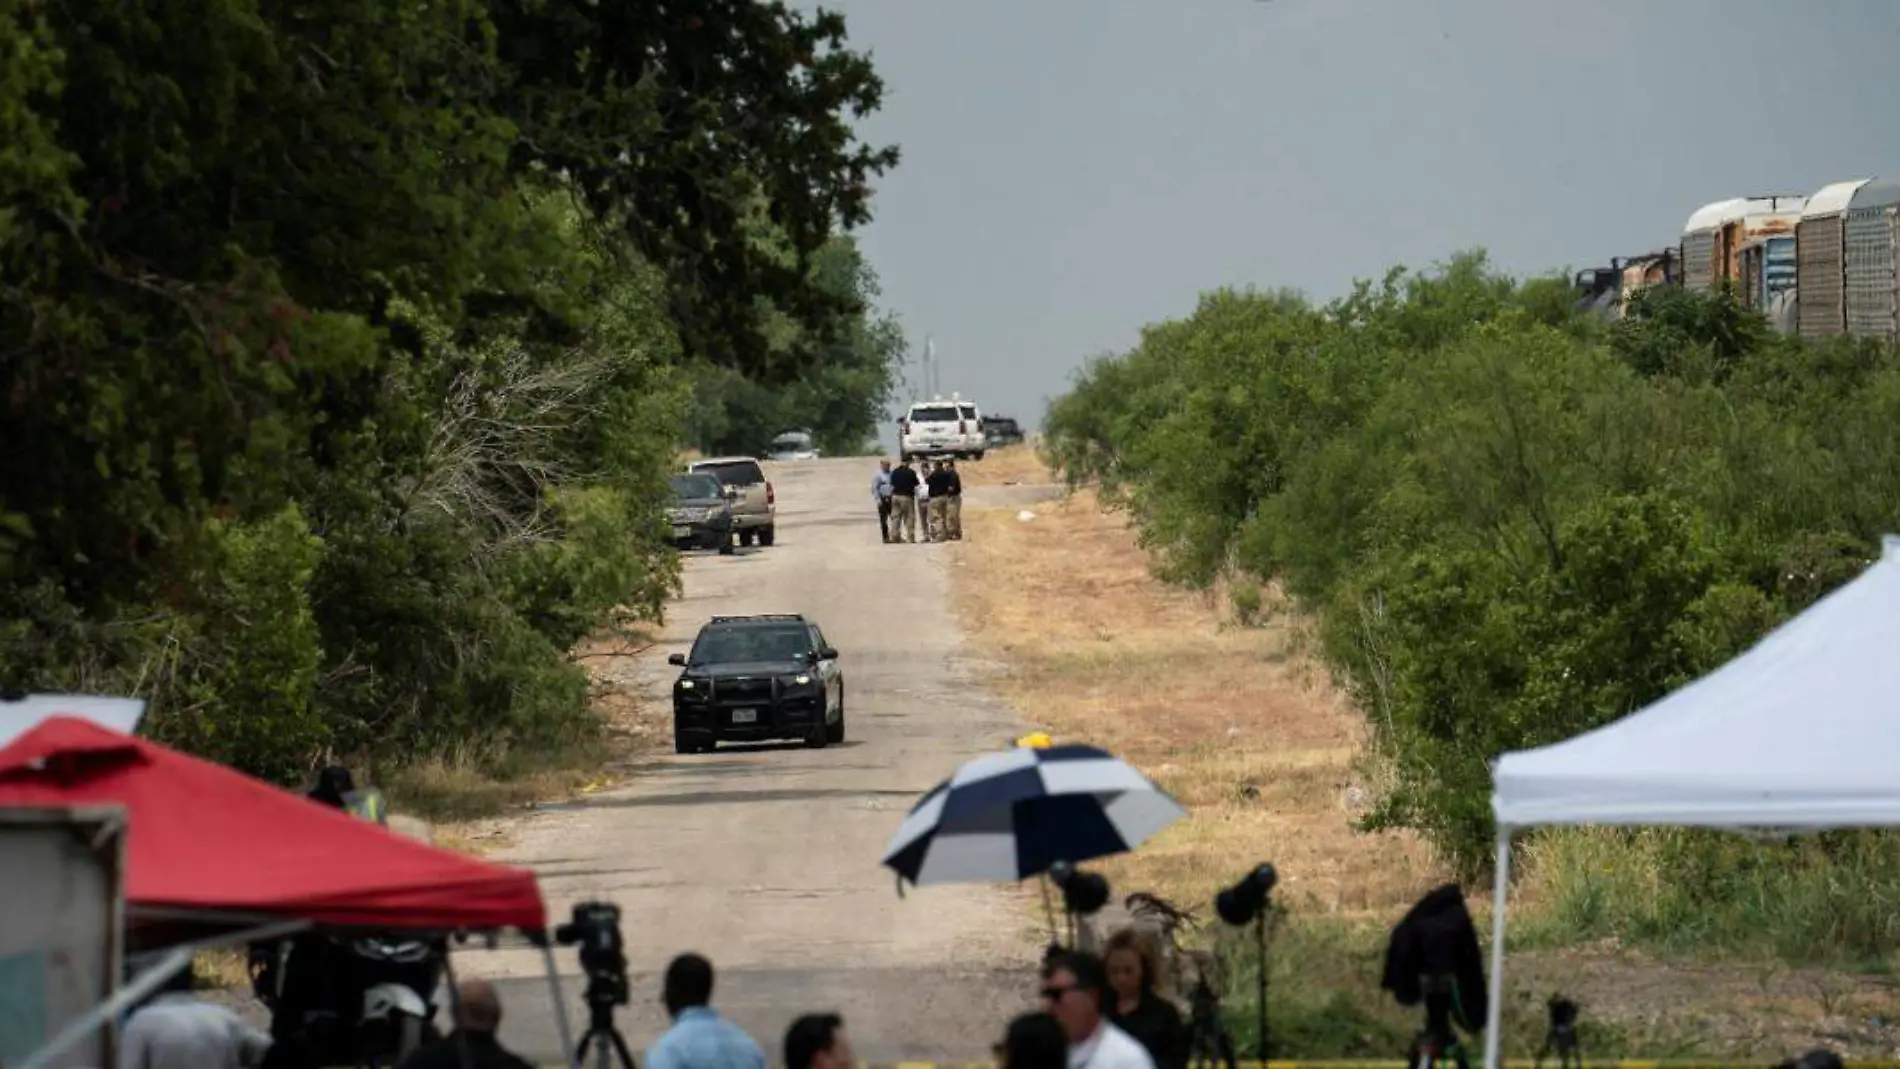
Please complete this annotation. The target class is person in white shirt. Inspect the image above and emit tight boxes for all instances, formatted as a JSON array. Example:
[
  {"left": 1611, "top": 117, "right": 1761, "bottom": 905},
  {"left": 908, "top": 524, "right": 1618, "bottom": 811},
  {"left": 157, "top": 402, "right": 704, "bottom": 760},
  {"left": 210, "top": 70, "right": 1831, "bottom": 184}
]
[
  {"left": 1040, "top": 950, "right": 1156, "bottom": 1069},
  {"left": 119, "top": 961, "right": 272, "bottom": 1069},
  {"left": 915, "top": 462, "right": 934, "bottom": 540}
]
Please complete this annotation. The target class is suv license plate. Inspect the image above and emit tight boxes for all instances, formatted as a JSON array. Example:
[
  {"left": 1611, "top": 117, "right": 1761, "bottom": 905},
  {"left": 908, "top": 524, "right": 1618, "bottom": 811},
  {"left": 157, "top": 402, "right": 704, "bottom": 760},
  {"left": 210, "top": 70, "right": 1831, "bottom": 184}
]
[
  {"left": 672, "top": 525, "right": 691, "bottom": 538},
  {"left": 731, "top": 708, "right": 757, "bottom": 724}
]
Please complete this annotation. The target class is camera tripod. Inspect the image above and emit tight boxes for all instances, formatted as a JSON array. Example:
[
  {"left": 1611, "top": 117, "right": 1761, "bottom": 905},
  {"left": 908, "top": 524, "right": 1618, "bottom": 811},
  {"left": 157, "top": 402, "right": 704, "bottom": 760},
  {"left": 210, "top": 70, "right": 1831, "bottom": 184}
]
[
  {"left": 574, "top": 983, "right": 636, "bottom": 1069},
  {"left": 1406, "top": 977, "right": 1471, "bottom": 1069},
  {"left": 1535, "top": 997, "right": 1580, "bottom": 1069},
  {"left": 1185, "top": 974, "right": 1238, "bottom": 1069}
]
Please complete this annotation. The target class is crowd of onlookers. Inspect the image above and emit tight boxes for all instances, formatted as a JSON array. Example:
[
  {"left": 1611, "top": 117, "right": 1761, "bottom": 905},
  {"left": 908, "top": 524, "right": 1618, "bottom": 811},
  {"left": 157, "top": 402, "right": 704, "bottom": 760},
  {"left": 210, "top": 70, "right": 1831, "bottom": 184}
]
[
  {"left": 872, "top": 457, "right": 964, "bottom": 544},
  {"left": 118, "top": 931, "right": 1189, "bottom": 1069}
]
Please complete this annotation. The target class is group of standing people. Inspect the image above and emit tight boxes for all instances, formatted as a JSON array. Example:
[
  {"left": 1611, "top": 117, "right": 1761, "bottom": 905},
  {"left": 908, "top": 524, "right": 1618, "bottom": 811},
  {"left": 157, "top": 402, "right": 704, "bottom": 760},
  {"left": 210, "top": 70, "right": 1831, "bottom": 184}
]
[
  {"left": 871, "top": 457, "right": 963, "bottom": 543},
  {"left": 640, "top": 941, "right": 1186, "bottom": 1069},
  {"left": 111, "top": 932, "right": 1186, "bottom": 1069}
]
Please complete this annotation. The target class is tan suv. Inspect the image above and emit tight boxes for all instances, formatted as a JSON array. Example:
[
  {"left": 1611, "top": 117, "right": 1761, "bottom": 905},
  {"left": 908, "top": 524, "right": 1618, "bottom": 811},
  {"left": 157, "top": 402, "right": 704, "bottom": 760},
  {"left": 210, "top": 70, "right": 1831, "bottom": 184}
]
[{"left": 687, "top": 457, "right": 777, "bottom": 548}]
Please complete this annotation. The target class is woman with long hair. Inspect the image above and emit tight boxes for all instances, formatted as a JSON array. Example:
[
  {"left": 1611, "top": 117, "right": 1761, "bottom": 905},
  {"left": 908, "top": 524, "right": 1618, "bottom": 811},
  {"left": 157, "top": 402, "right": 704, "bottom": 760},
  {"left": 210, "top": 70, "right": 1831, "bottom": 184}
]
[{"left": 1103, "top": 928, "right": 1187, "bottom": 1069}]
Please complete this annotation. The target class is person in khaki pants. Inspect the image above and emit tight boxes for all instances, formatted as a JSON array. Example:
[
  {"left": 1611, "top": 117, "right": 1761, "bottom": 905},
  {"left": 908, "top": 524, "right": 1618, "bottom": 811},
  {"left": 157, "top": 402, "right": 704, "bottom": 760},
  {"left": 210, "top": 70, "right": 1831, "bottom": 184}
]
[
  {"left": 887, "top": 459, "right": 920, "bottom": 542},
  {"left": 941, "top": 459, "right": 964, "bottom": 540},
  {"left": 923, "top": 461, "right": 954, "bottom": 542}
]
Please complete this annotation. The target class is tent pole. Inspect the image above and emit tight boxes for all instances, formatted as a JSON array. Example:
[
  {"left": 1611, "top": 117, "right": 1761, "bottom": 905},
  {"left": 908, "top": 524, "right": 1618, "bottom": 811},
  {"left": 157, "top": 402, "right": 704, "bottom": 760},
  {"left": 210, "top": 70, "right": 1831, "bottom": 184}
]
[
  {"left": 541, "top": 940, "right": 579, "bottom": 1069},
  {"left": 1482, "top": 824, "right": 1512, "bottom": 1069}
]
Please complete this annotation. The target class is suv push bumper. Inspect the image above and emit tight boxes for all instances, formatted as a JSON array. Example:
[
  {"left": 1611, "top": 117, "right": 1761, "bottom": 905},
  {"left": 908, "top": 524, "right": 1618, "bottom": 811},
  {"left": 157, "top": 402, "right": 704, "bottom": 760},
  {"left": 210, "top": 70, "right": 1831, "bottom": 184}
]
[
  {"left": 668, "top": 513, "right": 733, "bottom": 550},
  {"left": 674, "top": 677, "right": 825, "bottom": 743}
]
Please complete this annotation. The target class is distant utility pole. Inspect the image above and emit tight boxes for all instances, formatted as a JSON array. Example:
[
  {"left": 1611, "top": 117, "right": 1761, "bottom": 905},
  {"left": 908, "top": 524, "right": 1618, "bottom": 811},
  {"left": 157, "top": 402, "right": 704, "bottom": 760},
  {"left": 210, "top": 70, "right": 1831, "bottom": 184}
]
[{"left": 922, "top": 333, "right": 939, "bottom": 397}]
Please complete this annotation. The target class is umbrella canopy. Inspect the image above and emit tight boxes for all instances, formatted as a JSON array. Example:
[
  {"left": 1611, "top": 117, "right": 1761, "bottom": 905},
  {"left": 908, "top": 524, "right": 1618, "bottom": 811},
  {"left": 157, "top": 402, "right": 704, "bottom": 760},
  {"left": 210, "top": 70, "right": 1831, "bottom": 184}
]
[
  {"left": 0, "top": 717, "right": 546, "bottom": 932},
  {"left": 881, "top": 743, "right": 1185, "bottom": 887}
]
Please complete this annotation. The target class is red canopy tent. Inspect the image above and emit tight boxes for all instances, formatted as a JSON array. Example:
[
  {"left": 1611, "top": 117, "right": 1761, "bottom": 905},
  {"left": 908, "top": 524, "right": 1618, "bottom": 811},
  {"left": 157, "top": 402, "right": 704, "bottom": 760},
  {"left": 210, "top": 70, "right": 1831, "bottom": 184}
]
[{"left": 0, "top": 716, "right": 546, "bottom": 932}]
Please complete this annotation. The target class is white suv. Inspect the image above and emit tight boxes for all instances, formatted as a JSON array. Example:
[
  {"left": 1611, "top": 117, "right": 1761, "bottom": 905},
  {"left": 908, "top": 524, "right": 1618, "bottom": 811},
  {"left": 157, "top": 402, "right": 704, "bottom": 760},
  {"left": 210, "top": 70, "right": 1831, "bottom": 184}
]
[{"left": 899, "top": 396, "right": 985, "bottom": 461}]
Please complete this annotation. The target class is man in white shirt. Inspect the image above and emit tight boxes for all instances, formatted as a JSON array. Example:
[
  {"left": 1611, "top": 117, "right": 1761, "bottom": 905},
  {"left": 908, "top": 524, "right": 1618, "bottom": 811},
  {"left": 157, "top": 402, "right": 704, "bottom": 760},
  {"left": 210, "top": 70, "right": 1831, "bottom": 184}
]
[
  {"left": 119, "top": 961, "right": 272, "bottom": 1069},
  {"left": 1041, "top": 950, "right": 1155, "bottom": 1069}
]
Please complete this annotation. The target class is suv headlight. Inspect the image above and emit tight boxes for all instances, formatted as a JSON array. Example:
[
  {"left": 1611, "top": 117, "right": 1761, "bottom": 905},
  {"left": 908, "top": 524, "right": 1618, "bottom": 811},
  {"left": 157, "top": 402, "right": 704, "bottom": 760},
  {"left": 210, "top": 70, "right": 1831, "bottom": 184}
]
[{"left": 791, "top": 673, "right": 813, "bottom": 686}]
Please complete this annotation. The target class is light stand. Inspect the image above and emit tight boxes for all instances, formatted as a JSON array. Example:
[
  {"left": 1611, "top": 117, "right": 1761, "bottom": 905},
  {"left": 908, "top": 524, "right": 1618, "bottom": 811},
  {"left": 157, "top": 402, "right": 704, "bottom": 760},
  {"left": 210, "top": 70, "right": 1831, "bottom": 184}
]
[
  {"left": 1409, "top": 974, "right": 1469, "bottom": 1069},
  {"left": 1047, "top": 861, "right": 1110, "bottom": 952},
  {"left": 1214, "top": 863, "right": 1278, "bottom": 1064}
]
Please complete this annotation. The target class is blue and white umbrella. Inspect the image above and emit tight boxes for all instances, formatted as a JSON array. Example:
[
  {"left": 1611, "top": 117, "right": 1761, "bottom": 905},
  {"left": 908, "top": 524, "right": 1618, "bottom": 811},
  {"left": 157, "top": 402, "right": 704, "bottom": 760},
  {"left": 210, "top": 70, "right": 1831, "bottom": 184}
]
[{"left": 880, "top": 743, "right": 1186, "bottom": 887}]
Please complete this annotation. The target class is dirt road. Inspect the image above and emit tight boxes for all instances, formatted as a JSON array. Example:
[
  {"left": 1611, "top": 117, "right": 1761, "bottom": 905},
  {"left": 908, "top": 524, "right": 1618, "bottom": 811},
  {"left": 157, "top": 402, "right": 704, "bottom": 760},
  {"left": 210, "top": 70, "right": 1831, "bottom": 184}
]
[{"left": 461, "top": 458, "right": 1038, "bottom": 1063}]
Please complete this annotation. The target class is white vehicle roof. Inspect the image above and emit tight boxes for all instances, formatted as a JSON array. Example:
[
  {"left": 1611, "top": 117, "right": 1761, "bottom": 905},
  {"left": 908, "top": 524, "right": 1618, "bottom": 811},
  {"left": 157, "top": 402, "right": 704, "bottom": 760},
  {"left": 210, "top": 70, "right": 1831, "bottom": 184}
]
[
  {"left": 691, "top": 456, "right": 765, "bottom": 467},
  {"left": 909, "top": 396, "right": 976, "bottom": 410}
]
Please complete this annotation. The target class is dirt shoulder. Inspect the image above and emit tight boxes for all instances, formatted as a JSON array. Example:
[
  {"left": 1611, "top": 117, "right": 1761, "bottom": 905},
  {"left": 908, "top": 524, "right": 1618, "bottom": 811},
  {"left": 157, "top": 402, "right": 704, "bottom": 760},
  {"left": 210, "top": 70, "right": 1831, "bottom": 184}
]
[{"left": 946, "top": 445, "right": 1900, "bottom": 1061}]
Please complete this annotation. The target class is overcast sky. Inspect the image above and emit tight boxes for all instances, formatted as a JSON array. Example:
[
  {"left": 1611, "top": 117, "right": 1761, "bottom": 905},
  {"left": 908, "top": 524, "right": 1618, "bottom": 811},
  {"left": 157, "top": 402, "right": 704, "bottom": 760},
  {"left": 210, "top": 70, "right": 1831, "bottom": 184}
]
[{"left": 814, "top": 0, "right": 1900, "bottom": 435}]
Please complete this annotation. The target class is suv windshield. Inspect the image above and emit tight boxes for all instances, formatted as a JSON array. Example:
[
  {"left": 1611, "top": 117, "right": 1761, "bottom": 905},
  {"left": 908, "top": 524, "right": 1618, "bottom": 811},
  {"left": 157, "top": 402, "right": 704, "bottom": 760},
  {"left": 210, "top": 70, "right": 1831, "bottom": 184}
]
[
  {"left": 909, "top": 406, "right": 959, "bottom": 423},
  {"left": 691, "top": 625, "right": 811, "bottom": 664},
  {"left": 670, "top": 474, "right": 722, "bottom": 499},
  {"left": 696, "top": 461, "right": 765, "bottom": 487}
]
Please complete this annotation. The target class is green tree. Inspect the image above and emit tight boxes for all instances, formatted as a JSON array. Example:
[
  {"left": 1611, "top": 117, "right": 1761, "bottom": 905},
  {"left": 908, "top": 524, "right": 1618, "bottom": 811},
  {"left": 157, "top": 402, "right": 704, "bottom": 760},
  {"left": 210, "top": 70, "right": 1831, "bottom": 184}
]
[
  {"left": 685, "top": 235, "right": 905, "bottom": 456},
  {"left": 489, "top": 1, "right": 901, "bottom": 380}
]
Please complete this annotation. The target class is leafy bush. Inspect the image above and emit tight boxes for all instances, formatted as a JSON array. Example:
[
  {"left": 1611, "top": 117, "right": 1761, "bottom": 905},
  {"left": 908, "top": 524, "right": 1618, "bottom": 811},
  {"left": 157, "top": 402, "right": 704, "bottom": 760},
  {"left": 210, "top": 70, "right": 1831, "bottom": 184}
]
[{"left": 1043, "top": 252, "right": 1900, "bottom": 957}]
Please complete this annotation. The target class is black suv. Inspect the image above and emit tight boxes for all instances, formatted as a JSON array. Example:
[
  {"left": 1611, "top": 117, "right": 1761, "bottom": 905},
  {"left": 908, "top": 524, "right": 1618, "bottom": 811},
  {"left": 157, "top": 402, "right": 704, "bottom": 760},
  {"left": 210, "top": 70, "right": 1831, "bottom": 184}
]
[
  {"left": 982, "top": 415, "right": 1025, "bottom": 447},
  {"left": 667, "top": 614, "right": 844, "bottom": 753}
]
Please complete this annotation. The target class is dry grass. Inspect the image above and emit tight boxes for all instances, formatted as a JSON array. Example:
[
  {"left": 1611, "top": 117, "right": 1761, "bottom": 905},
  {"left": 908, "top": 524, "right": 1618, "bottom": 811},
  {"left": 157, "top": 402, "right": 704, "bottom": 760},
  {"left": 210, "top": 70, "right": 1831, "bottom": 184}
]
[
  {"left": 950, "top": 478, "right": 1436, "bottom": 918},
  {"left": 960, "top": 440, "right": 1055, "bottom": 488},
  {"left": 943, "top": 452, "right": 1900, "bottom": 1059}
]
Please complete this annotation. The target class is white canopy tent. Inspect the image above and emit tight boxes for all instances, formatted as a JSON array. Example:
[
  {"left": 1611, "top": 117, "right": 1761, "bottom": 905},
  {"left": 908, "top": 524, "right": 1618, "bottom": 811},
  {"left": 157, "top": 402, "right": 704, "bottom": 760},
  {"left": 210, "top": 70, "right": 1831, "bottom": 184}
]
[{"left": 1480, "top": 534, "right": 1900, "bottom": 1069}]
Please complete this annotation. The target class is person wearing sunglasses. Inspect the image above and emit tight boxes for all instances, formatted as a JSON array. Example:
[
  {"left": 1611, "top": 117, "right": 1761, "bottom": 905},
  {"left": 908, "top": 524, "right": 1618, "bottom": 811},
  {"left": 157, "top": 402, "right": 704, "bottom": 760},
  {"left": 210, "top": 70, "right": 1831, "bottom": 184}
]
[
  {"left": 1039, "top": 951, "right": 1156, "bottom": 1069},
  {"left": 994, "top": 1012, "right": 1069, "bottom": 1069}
]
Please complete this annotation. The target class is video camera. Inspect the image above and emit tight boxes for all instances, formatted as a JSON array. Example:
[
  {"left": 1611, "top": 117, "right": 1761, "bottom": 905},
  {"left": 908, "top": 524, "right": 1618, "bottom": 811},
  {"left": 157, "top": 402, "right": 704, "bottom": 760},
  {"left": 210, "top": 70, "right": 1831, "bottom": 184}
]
[{"left": 555, "top": 901, "right": 629, "bottom": 1009}]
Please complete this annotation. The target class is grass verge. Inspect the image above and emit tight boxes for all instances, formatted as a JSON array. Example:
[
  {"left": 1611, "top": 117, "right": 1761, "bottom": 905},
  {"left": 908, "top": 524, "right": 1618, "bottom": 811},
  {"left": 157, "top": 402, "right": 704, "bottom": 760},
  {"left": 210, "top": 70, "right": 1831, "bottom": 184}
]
[{"left": 948, "top": 446, "right": 1900, "bottom": 1060}]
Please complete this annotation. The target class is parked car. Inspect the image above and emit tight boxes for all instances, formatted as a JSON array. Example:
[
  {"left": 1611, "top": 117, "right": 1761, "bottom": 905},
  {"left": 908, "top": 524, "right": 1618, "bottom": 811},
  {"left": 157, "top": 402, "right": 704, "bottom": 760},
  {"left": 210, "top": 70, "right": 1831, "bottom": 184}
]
[
  {"left": 667, "top": 614, "right": 845, "bottom": 753},
  {"left": 766, "top": 430, "right": 820, "bottom": 462},
  {"left": 899, "top": 395, "right": 985, "bottom": 461},
  {"left": 686, "top": 456, "right": 776, "bottom": 547},
  {"left": 666, "top": 474, "right": 735, "bottom": 554}
]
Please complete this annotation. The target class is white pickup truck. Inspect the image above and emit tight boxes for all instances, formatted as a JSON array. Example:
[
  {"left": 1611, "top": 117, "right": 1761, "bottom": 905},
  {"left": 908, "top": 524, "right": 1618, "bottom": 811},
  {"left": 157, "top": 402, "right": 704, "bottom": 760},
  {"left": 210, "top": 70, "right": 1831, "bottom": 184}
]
[{"left": 898, "top": 396, "right": 985, "bottom": 461}]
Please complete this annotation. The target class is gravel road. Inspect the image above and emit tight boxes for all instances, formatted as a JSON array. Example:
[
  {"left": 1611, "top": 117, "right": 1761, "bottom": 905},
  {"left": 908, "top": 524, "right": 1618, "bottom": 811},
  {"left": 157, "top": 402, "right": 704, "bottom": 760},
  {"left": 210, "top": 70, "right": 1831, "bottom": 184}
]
[{"left": 455, "top": 457, "right": 1040, "bottom": 1064}]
